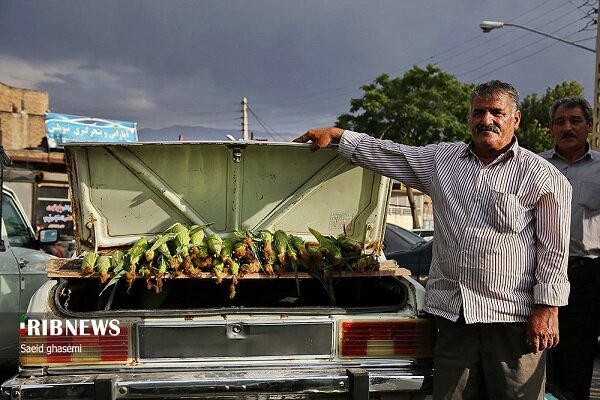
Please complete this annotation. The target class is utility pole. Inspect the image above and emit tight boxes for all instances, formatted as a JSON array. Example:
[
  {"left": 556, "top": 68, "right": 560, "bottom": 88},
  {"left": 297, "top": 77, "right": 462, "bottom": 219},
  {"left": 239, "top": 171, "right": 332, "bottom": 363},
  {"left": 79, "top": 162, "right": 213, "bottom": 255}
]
[
  {"left": 593, "top": 1, "right": 600, "bottom": 150},
  {"left": 241, "top": 97, "right": 249, "bottom": 141}
]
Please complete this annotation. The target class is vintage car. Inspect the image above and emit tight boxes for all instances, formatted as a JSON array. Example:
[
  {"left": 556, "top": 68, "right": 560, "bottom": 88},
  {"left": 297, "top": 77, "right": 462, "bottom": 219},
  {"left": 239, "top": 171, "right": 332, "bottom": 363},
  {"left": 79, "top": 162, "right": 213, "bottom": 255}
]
[{"left": 2, "top": 141, "right": 434, "bottom": 399}]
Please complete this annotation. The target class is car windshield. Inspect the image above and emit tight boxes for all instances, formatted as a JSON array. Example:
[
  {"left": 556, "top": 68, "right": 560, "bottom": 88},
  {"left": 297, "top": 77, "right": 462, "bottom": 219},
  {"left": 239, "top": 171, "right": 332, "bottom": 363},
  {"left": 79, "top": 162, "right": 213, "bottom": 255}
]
[{"left": 383, "top": 223, "right": 426, "bottom": 254}]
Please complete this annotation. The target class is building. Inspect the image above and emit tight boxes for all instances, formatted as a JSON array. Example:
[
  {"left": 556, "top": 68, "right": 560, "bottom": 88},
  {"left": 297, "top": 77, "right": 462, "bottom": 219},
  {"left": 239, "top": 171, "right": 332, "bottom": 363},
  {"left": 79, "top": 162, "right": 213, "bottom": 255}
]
[
  {"left": 0, "top": 82, "right": 72, "bottom": 257},
  {"left": 386, "top": 181, "right": 433, "bottom": 230},
  {"left": 0, "top": 82, "right": 48, "bottom": 149}
]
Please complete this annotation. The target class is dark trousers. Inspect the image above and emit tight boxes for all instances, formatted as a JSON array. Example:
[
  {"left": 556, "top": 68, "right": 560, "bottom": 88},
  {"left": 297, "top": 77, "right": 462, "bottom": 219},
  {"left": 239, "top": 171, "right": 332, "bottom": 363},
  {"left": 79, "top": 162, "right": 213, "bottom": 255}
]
[
  {"left": 433, "top": 316, "right": 545, "bottom": 400},
  {"left": 548, "top": 257, "right": 600, "bottom": 400}
]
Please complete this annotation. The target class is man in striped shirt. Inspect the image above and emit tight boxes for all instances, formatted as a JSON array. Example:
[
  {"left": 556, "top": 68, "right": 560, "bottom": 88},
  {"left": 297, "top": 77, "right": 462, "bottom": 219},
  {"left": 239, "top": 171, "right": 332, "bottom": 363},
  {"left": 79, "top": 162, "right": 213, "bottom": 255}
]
[{"left": 294, "top": 80, "right": 572, "bottom": 399}]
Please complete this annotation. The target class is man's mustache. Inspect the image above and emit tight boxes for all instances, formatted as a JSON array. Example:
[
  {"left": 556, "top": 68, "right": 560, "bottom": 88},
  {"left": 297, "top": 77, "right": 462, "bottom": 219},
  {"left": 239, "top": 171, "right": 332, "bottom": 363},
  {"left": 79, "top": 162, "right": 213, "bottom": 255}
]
[
  {"left": 476, "top": 124, "right": 500, "bottom": 134},
  {"left": 561, "top": 130, "right": 577, "bottom": 139}
]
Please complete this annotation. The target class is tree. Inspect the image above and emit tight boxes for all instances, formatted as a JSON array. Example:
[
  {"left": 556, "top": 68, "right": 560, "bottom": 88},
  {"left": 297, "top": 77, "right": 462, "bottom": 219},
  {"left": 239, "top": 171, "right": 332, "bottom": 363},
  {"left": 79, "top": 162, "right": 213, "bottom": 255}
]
[
  {"left": 337, "top": 65, "right": 473, "bottom": 144},
  {"left": 517, "top": 80, "right": 585, "bottom": 153},
  {"left": 336, "top": 65, "right": 474, "bottom": 228}
]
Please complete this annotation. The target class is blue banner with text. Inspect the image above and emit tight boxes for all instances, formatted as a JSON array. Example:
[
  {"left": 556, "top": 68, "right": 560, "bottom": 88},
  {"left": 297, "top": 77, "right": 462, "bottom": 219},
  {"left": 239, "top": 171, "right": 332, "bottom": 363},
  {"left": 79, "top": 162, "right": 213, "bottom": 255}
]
[{"left": 45, "top": 113, "right": 137, "bottom": 148}]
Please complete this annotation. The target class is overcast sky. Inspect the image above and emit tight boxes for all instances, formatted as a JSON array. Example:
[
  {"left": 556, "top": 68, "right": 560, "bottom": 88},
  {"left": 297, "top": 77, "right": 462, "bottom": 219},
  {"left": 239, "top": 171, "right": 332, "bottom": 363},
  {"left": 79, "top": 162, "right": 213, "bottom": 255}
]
[{"left": 0, "top": 0, "right": 596, "bottom": 141}]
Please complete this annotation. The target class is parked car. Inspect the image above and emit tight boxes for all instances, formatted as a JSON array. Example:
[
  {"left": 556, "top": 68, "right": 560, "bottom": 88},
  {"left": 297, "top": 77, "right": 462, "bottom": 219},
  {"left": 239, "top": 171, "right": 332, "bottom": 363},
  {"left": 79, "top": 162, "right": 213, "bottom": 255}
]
[
  {"left": 383, "top": 223, "right": 432, "bottom": 286},
  {"left": 0, "top": 187, "right": 57, "bottom": 376},
  {"left": 411, "top": 228, "right": 434, "bottom": 241},
  {"left": 2, "top": 141, "right": 435, "bottom": 399},
  {"left": 382, "top": 223, "right": 426, "bottom": 252}
]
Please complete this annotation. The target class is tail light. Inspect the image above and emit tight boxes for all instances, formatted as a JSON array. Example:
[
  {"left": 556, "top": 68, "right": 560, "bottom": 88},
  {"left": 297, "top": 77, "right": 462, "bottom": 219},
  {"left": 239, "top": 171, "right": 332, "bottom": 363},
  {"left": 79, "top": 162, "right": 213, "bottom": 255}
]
[
  {"left": 339, "top": 319, "right": 434, "bottom": 358},
  {"left": 20, "top": 322, "right": 129, "bottom": 366}
]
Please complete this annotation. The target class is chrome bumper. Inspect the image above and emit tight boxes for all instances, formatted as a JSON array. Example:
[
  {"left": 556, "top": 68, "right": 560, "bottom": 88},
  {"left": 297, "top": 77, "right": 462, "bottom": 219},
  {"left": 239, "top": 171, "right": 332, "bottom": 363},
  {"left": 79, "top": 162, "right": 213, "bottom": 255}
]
[{"left": 1, "top": 366, "right": 432, "bottom": 399}]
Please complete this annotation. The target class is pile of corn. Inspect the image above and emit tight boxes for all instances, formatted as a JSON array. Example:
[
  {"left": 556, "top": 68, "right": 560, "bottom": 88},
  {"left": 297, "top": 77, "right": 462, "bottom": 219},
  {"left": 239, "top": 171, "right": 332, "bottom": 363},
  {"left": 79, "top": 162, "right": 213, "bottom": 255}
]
[{"left": 81, "top": 223, "right": 379, "bottom": 300}]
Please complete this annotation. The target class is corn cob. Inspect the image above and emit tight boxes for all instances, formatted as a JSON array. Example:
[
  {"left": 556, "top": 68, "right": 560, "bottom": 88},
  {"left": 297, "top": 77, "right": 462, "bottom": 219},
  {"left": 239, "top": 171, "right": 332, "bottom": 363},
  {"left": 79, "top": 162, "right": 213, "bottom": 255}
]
[
  {"left": 161, "top": 224, "right": 188, "bottom": 273},
  {"left": 357, "top": 254, "right": 379, "bottom": 271},
  {"left": 125, "top": 237, "right": 149, "bottom": 290},
  {"left": 285, "top": 236, "right": 301, "bottom": 296},
  {"left": 233, "top": 241, "right": 247, "bottom": 259},
  {"left": 150, "top": 233, "right": 176, "bottom": 257},
  {"left": 273, "top": 230, "right": 289, "bottom": 270},
  {"left": 128, "top": 237, "right": 149, "bottom": 268},
  {"left": 170, "top": 226, "right": 200, "bottom": 276},
  {"left": 152, "top": 255, "right": 169, "bottom": 293},
  {"left": 240, "top": 236, "right": 262, "bottom": 273},
  {"left": 187, "top": 224, "right": 211, "bottom": 270},
  {"left": 220, "top": 239, "right": 234, "bottom": 267},
  {"left": 190, "top": 238, "right": 209, "bottom": 258},
  {"left": 240, "top": 259, "right": 261, "bottom": 274},
  {"left": 188, "top": 224, "right": 206, "bottom": 245},
  {"left": 289, "top": 235, "right": 311, "bottom": 267},
  {"left": 95, "top": 255, "right": 111, "bottom": 284},
  {"left": 256, "top": 230, "right": 273, "bottom": 258},
  {"left": 212, "top": 258, "right": 224, "bottom": 284},
  {"left": 138, "top": 260, "right": 152, "bottom": 279},
  {"left": 255, "top": 230, "right": 274, "bottom": 276},
  {"left": 190, "top": 238, "right": 212, "bottom": 270},
  {"left": 147, "top": 232, "right": 177, "bottom": 268},
  {"left": 229, "top": 259, "right": 241, "bottom": 299},
  {"left": 336, "top": 235, "right": 363, "bottom": 257},
  {"left": 207, "top": 233, "right": 223, "bottom": 256},
  {"left": 111, "top": 250, "right": 126, "bottom": 273},
  {"left": 235, "top": 232, "right": 261, "bottom": 274},
  {"left": 98, "top": 250, "right": 127, "bottom": 298},
  {"left": 81, "top": 251, "right": 97, "bottom": 275},
  {"left": 309, "top": 227, "right": 343, "bottom": 268},
  {"left": 169, "top": 254, "right": 183, "bottom": 275},
  {"left": 167, "top": 222, "right": 191, "bottom": 257}
]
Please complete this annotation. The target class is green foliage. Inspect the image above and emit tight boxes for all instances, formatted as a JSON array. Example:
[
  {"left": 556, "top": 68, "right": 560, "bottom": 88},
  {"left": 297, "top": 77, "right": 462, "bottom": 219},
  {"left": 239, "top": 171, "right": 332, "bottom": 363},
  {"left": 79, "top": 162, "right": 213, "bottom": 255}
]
[
  {"left": 336, "top": 65, "right": 474, "bottom": 145},
  {"left": 517, "top": 81, "right": 585, "bottom": 153}
]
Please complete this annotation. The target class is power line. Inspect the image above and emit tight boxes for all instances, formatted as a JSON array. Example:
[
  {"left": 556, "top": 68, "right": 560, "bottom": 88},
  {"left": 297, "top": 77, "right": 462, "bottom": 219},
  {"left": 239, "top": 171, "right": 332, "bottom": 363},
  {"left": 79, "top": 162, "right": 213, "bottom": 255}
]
[
  {"left": 249, "top": 0, "right": 582, "bottom": 118},
  {"left": 247, "top": 106, "right": 284, "bottom": 141}
]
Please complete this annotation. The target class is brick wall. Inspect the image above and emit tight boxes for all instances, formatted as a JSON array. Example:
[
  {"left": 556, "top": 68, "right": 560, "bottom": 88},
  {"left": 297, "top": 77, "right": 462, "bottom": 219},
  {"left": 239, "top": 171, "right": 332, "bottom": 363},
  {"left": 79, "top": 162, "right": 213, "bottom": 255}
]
[{"left": 0, "top": 82, "right": 49, "bottom": 149}]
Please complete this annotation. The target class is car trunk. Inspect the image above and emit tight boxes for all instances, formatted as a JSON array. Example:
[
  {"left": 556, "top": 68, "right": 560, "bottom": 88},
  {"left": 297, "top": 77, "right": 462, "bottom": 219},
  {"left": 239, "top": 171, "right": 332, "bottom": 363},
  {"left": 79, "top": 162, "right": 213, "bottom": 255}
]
[
  {"left": 51, "top": 140, "right": 399, "bottom": 311},
  {"left": 10, "top": 140, "right": 433, "bottom": 399}
]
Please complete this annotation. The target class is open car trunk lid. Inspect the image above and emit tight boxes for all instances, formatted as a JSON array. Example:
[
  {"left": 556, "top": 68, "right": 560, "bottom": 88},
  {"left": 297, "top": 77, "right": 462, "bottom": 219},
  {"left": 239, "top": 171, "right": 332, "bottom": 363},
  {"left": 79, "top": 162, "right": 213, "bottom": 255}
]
[{"left": 65, "top": 141, "right": 390, "bottom": 253}]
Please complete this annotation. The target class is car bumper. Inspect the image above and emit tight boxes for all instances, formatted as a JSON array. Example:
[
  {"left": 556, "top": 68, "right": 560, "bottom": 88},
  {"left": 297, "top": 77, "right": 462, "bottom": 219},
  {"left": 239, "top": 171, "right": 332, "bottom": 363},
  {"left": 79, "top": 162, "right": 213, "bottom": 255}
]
[{"left": 2, "top": 366, "right": 432, "bottom": 399}]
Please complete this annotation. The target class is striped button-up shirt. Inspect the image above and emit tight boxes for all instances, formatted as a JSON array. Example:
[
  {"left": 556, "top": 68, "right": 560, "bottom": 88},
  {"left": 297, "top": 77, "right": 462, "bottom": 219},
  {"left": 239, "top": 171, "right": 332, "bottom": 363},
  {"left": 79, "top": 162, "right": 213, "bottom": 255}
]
[
  {"left": 539, "top": 146, "right": 600, "bottom": 259},
  {"left": 338, "top": 130, "right": 571, "bottom": 324}
]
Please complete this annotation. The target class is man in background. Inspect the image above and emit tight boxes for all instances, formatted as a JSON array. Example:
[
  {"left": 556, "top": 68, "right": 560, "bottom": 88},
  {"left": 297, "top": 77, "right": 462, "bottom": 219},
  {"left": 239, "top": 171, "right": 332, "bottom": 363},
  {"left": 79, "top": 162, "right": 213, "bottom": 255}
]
[{"left": 540, "top": 96, "right": 600, "bottom": 400}]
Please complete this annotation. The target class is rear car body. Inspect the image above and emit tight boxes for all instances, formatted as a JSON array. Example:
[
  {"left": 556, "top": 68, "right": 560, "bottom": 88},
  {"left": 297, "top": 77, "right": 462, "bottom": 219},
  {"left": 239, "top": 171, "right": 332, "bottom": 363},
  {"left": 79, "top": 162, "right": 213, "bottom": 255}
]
[
  {"left": 0, "top": 187, "right": 56, "bottom": 371},
  {"left": 2, "top": 141, "right": 434, "bottom": 399}
]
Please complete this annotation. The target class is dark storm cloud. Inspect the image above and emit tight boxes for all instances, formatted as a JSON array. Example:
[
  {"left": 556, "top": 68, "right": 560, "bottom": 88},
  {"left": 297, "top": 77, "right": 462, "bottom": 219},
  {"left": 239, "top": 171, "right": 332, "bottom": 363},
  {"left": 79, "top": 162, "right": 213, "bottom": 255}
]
[{"left": 0, "top": 0, "right": 595, "bottom": 136}]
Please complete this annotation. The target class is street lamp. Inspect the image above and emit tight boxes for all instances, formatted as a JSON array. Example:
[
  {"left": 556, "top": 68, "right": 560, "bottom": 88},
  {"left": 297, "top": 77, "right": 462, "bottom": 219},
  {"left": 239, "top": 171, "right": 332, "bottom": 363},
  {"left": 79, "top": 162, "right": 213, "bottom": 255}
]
[{"left": 480, "top": 20, "right": 595, "bottom": 53}]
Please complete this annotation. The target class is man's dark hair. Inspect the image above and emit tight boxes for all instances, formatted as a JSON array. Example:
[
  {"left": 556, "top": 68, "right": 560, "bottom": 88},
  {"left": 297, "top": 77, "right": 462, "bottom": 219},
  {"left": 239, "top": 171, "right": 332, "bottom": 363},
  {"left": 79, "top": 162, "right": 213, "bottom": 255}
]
[
  {"left": 470, "top": 80, "right": 519, "bottom": 113},
  {"left": 549, "top": 96, "right": 592, "bottom": 126}
]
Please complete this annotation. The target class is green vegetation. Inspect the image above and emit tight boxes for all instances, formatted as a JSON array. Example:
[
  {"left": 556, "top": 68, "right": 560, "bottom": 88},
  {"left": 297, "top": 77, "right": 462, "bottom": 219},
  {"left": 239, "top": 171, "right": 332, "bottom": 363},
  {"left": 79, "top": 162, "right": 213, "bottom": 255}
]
[
  {"left": 336, "top": 67, "right": 585, "bottom": 153},
  {"left": 517, "top": 81, "right": 585, "bottom": 153},
  {"left": 337, "top": 65, "right": 474, "bottom": 145}
]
